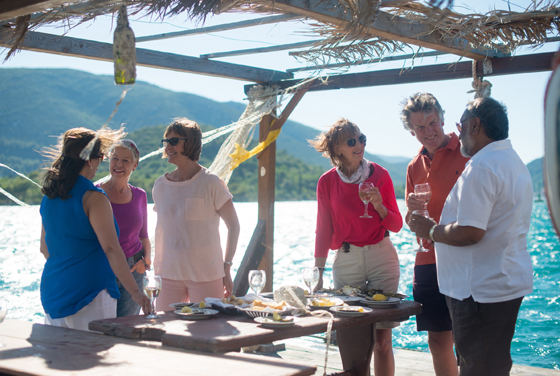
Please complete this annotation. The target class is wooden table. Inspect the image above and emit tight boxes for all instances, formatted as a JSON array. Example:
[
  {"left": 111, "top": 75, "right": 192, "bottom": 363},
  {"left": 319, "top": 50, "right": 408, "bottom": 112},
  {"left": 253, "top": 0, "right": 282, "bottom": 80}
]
[
  {"left": 89, "top": 301, "right": 422, "bottom": 376},
  {"left": 0, "top": 319, "right": 316, "bottom": 376}
]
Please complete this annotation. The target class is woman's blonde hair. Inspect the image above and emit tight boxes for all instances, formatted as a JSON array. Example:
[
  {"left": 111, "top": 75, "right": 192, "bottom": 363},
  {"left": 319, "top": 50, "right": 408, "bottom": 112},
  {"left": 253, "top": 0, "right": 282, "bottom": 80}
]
[
  {"left": 308, "top": 118, "right": 360, "bottom": 168},
  {"left": 41, "top": 127, "right": 125, "bottom": 200}
]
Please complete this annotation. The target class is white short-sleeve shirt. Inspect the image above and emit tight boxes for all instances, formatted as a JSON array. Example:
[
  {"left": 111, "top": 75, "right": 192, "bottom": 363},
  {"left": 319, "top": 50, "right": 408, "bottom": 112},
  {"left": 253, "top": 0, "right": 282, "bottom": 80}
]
[
  {"left": 152, "top": 167, "right": 233, "bottom": 282},
  {"left": 436, "top": 139, "right": 534, "bottom": 303}
]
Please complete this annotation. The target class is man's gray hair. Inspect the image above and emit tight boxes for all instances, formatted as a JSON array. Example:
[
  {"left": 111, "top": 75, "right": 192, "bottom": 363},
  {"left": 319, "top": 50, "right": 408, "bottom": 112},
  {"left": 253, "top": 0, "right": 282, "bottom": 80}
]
[
  {"left": 400, "top": 92, "right": 445, "bottom": 131},
  {"left": 465, "top": 97, "right": 508, "bottom": 141}
]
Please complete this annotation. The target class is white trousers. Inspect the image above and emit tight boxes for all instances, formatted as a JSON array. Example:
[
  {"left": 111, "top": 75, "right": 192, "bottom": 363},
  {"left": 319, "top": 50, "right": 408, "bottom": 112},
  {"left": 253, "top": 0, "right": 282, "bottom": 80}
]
[{"left": 44, "top": 289, "right": 117, "bottom": 332}]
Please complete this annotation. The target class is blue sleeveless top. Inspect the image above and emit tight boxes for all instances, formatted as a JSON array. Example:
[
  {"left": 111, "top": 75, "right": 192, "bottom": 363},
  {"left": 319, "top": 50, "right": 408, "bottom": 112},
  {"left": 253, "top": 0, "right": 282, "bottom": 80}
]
[{"left": 40, "top": 175, "right": 120, "bottom": 319}]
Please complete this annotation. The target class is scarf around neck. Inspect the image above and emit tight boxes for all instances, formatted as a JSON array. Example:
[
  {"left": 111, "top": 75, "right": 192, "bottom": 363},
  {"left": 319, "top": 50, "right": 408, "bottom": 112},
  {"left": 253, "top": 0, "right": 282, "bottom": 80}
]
[{"left": 336, "top": 158, "right": 371, "bottom": 184}]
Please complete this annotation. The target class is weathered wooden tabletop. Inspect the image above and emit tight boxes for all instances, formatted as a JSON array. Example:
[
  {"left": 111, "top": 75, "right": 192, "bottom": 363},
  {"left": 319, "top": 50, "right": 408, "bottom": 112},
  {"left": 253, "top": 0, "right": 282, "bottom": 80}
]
[
  {"left": 0, "top": 319, "right": 316, "bottom": 376},
  {"left": 89, "top": 301, "right": 422, "bottom": 353}
]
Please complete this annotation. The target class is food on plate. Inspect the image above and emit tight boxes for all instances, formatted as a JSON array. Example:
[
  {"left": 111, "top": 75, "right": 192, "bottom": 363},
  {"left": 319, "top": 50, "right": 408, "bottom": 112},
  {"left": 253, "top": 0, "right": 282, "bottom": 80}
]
[
  {"left": 272, "top": 312, "right": 282, "bottom": 321},
  {"left": 339, "top": 306, "right": 365, "bottom": 312},
  {"left": 372, "top": 293, "right": 387, "bottom": 301},
  {"left": 199, "top": 301, "right": 207, "bottom": 308},
  {"left": 341, "top": 285, "right": 360, "bottom": 296},
  {"left": 180, "top": 306, "right": 193, "bottom": 313},
  {"left": 221, "top": 295, "right": 246, "bottom": 306},
  {"left": 310, "top": 298, "right": 338, "bottom": 307},
  {"left": 252, "top": 300, "right": 287, "bottom": 311}
]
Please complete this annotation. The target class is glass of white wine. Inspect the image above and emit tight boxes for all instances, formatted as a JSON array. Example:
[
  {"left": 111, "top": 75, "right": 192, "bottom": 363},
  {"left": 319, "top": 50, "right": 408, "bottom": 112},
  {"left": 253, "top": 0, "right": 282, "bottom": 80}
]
[
  {"left": 302, "top": 267, "right": 319, "bottom": 297},
  {"left": 248, "top": 270, "right": 266, "bottom": 297},
  {"left": 0, "top": 299, "right": 7, "bottom": 348},
  {"left": 414, "top": 183, "right": 432, "bottom": 209},
  {"left": 358, "top": 182, "right": 375, "bottom": 218},
  {"left": 143, "top": 275, "right": 162, "bottom": 319},
  {"left": 412, "top": 210, "right": 430, "bottom": 252}
]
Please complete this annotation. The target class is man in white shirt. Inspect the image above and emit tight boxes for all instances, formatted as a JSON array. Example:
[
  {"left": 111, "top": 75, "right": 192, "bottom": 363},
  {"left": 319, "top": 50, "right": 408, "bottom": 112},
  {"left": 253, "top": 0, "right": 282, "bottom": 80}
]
[{"left": 409, "top": 97, "right": 534, "bottom": 376}]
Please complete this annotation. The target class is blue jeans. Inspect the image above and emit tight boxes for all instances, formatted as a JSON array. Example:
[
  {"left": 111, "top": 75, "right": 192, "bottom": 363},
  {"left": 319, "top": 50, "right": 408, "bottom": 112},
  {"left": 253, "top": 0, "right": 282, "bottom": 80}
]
[
  {"left": 116, "top": 255, "right": 145, "bottom": 317},
  {"left": 446, "top": 295, "right": 523, "bottom": 376}
]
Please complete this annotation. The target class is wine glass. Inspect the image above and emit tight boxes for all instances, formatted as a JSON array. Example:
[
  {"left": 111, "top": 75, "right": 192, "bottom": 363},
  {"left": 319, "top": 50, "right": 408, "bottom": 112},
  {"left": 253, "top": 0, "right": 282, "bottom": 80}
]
[
  {"left": 412, "top": 210, "right": 430, "bottom": 252},
  {"left": 143, "top": 275, "right": 162, "bottom": 319},
  {"left": 302, "top": 267, "right": 319, "bottom": 297},
  {"left": 0, "top": 299, "right": 7, "bottom": 348},
  {"left": 358, "top": 182, "right": 375, "bottom": 218},
  {"left": 248, "top": 270, "right": 266, "bottom": 297},
  {"left": 414, "top": 183, "right": 432, "bottom": 210}
]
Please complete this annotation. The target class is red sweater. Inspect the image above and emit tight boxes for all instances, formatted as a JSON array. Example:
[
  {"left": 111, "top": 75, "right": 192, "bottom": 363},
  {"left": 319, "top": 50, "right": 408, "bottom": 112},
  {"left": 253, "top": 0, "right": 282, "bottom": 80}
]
[{"left": 314, "top": 162, "right": 403, "bottom": 258}]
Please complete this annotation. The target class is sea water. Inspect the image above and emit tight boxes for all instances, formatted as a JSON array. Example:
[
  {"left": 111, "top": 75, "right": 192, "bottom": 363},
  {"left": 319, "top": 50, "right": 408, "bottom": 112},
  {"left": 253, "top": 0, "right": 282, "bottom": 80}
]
[{"left": 0, "top": 200, "right": 558, "bottom": 370}]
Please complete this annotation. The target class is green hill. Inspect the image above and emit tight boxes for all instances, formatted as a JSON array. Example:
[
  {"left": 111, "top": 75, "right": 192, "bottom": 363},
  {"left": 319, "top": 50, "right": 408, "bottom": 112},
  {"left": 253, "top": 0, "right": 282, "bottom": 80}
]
[{"left": 0, "top": 68, "right": 409, "bottom": 204}]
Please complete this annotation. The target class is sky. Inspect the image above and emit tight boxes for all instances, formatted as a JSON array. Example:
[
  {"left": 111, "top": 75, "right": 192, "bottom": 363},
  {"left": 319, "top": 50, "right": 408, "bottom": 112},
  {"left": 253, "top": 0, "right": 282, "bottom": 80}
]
[{"left": 1, "top": 0, "right": 557, "bottom": 164}]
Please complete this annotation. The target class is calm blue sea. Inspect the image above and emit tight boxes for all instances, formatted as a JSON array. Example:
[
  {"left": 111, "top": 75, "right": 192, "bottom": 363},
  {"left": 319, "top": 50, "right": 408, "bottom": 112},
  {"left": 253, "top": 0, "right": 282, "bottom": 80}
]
[{"left": 0, "top": 200, "right": 558, "bottom": 370}]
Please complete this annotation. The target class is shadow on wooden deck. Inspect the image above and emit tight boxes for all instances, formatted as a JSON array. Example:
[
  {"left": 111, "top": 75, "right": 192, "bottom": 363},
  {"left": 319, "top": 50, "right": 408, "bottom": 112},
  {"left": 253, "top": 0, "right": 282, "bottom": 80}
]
[{"left": 244, "top": 335, "right": 559, "bottom": 376}]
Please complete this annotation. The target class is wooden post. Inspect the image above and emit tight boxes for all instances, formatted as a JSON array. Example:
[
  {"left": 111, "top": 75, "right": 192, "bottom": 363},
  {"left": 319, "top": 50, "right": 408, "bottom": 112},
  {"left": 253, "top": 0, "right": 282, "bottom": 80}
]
[{"left": 257, "top": 112, "right": 276, "bottom": 292}]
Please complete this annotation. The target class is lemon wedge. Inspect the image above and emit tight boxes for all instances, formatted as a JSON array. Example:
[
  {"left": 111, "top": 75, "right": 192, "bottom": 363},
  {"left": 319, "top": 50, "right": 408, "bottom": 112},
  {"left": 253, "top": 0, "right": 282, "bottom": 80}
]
[
  {"left": 181, "top": 306, "right": 192, "bottom": 313},
  {"left": 372, "top": 293, "right": 387, "bottom": 301},
  {"left": 272, "top": 312, "right": 282, "bottom": 321},
  {"left": 199, "top": 301, "right": 206, "bottom": 308}
]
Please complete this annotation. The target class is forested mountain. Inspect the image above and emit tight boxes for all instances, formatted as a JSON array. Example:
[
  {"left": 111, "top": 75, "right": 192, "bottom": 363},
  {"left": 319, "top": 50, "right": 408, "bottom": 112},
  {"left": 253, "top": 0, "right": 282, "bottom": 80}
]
[{"left": 0, "top": 68, "right": 543, "bottom": 204}]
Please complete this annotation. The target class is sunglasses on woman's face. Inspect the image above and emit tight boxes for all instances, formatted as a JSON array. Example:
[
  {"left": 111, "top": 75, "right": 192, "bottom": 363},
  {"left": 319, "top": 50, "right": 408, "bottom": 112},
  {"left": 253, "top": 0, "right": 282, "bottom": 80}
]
[
  {"left": 161, "top": 137, "right": 187, "bottom": 147},
  {"left": 347, "top": 134, "right": 367, "bottom": 147}
]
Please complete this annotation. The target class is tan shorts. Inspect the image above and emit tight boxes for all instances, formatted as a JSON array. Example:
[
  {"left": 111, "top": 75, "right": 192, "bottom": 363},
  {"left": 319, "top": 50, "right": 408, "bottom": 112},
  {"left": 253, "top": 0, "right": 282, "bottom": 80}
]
[{"left": 333, "top": 237, "right": 400, "bottom": 329}]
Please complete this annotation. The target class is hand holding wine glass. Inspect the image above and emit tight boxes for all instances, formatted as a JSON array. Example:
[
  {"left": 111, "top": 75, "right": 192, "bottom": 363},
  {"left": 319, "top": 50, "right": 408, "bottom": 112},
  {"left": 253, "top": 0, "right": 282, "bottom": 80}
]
[
  {"left": 302, "top": 267, "right": 320, "bottom": 296},
  {"left": 414, "top": 183, "right": 432, "bottom": 210},
  {"left": 143, "top": 275, "right": 162, "bottom": 319},
  {"left": 248, "top": 270, "right": 266, "bottom": 297},
  {"left": 411, "top": 210, "right": 430, "bottom": 252},
  {"left": 358, "top": 182, "right": 375, "bottom": 218}
]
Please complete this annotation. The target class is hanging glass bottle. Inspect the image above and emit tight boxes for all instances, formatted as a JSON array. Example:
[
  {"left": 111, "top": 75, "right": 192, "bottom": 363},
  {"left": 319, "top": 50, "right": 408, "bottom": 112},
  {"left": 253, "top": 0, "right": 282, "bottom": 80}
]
[{"left": 113, "top": 5, "right": 136, "bottom": 85}]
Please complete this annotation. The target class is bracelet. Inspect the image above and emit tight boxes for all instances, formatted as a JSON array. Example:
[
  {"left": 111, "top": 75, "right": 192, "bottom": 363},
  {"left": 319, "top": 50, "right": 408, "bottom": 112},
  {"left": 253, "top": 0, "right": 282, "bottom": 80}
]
[
  {"left": 317, "top": 267, "right": 325, "bottom": 271},
  {"left": 428, "top": 224, "right": 437, "bottom": 242},
  {"left": 224, "top": 261, "right": 233, "bottom": 266}
]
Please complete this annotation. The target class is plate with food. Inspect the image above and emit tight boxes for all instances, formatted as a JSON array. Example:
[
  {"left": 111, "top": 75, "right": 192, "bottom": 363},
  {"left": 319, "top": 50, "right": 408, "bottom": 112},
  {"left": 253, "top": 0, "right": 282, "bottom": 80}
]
[
  {"left": 239, "top": 299, "right": 296, "bottom": 318},
  {"left": 169, "top": 302, "right": 194, "bottom": 309},
  {"left": 330, "top": 305, "right": 373, "bottom": 317},
  {"left": 254, "top": 315, "right": 300, "bottom": 328},
  {"left": 360, "top": 297, "right": 401, "bottom": 308},
  {"left": 335, "top": 295, "right": 363, "bottom": 304},
  {"left": 307, "top": 297, "right": 345, "bottom": 310},
  {"left": 174, "top": 308, "right": 219, "bottom": 320}
]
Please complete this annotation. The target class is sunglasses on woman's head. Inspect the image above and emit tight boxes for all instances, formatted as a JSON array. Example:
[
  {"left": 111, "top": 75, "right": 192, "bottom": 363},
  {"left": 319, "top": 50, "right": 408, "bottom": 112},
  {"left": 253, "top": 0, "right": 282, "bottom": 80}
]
[
  {"left": 347, "top": 134, "right": 367, "bottom": 147},
  {"left": 161, "top": 137, "right": 187, "bottom": 147}
]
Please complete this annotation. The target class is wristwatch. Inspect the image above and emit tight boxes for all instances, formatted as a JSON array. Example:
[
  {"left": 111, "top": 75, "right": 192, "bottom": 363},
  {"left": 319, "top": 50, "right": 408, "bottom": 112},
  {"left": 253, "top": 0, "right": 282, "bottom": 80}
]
[{"left": 428, "top": 225, "right": 437, "bottom": 242}]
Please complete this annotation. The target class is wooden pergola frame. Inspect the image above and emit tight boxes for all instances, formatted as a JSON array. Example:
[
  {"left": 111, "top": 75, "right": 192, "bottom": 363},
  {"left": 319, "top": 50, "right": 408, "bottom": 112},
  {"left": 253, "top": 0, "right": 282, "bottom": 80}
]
[{"left": 1, "top": 0, "right": 557, "bottom": 292}]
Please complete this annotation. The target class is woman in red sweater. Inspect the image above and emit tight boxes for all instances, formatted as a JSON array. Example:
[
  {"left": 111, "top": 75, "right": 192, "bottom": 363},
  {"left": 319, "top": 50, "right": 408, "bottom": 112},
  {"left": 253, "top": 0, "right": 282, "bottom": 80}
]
[{"left": 310, "top": 118, "right": 403, "bottom": 376}]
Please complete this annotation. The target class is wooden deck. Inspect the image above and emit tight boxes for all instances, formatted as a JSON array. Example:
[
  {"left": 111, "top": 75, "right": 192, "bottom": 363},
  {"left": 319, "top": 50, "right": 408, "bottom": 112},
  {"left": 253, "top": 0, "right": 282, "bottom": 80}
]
[{"left": 259, "top": 335, "right": 560, "bottom": 376}]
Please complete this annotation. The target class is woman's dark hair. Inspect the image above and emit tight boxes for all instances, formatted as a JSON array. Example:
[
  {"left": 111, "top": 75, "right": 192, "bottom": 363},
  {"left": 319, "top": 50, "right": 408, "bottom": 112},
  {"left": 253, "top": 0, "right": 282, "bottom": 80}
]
[
  {"left": 308, "top": 118, "right": 360, "bottom": 168},
  {"left": 466, "top": 97, "right": 509, "bottom": 141},
  {"left": 41, "top": 127, "right": 125, "bottom": 200},
  {"left": 162, "top": 117, "right": 202, "bottom": 162}
]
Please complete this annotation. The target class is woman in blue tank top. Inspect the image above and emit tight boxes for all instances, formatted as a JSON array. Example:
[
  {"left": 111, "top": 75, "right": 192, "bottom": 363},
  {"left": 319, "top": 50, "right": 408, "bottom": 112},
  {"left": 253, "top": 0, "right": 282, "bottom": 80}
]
[{"left": 39, "top": 127, "right": 151, "bottom": 331}]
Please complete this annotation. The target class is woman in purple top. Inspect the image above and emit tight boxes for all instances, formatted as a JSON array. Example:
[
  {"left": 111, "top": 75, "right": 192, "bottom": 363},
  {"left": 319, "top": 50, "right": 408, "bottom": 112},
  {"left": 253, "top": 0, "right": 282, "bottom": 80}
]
[{"left": 98, "top": 140, "right": 151, "bottom": 317}]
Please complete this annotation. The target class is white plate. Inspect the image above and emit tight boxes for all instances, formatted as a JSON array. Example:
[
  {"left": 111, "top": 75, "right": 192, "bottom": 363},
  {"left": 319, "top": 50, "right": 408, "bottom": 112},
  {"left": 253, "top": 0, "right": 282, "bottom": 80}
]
[
  {"left": 169, "top": 302, "right": 193, "bottom": 309},
  {"left": 330, "top": 306, "right": 373, "bottom": 317},
  {"left": 254, "top": 316, "right": 300, "bottom": 328},
  {"left": 307, "top": 297, "right": 345, "bottom": 310},
  {"left": 335, "top": 295, "right": 363, "bottom": 304},
  {"left": 360, "top": 297, "right": 401, "bottom": 308},
  {"left": 174, "top": 308, "right": 219, "bottom": 320}
]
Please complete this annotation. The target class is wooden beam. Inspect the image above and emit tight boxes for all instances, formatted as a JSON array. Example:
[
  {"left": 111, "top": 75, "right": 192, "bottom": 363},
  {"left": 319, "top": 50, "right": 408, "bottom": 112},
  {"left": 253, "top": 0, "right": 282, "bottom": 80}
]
[
  {"left": 0, "top": 0, "right": 75, "bottom": 21},
  {"left": 233, "top": 220, "right": 266, "bottom": 297},
  {"left": 201, "top": 40, "right": 319, "bottom": 59},
  {"left": 286, "top": 50, "right": 446, "bottom": 73},
  {"left": 269, "top": 0, "right": 506, "bottom": 60},
  {"left": 257, "top": 113, "right": 276, "bottom": 293},
  {"left": 246, "top": 52, "right": 554, "bottom": 93},
  {"left": 0, "top": 30, "right": 293, "bottom": 82},
  {"left": 136, "top": 14, "right": 303, "bottom": 43}
]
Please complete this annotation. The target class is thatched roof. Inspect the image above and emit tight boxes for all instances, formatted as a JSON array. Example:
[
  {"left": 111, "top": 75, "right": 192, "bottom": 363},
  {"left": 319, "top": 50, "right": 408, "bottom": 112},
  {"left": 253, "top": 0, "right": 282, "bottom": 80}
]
[{"left": 1, "top": 0, "right": 559, "bottom": 74}]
